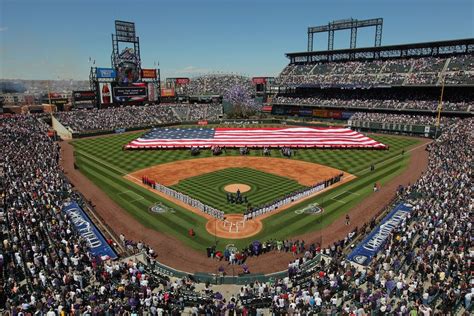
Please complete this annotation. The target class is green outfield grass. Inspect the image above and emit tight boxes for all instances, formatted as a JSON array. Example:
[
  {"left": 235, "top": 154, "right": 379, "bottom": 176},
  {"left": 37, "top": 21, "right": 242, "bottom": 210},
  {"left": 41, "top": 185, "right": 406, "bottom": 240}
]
[
  {"left": 73, "top": 128, "right": 417, "bottom": 175},
  {"left": 72, "top": 126, "right": 420, "bottom": 252},
  {"left": 171, "top": 167, "right": 306, "bottom": 213}
]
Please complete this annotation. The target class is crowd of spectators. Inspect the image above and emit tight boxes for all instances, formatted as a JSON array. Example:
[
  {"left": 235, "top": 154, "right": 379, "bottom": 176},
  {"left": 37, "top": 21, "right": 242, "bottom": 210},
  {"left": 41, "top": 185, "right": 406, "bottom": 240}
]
[
  {"left": 54, "top": 103, "right": 223, "bottom": 133},
  {"left": 54, "top": 105, "right": 178, "bottom": 132},
  {"left": 234, "top": 118, "right": 473, "bottom": 315},
  {"left": 277, "top": 54, "right": 474, "bottom": 86},
  {"left": 207, "top": 239, "right": 311, "bottom": 268},
  {"left": 163, "top": 103, "right": 222, "bottom": 122},
  {"left": 349, "top": 112, "right": 459, "bottom": 126},
  {"left": 444, "top": 56, "right": 474, "bottom": 84},
  {"left": 2, "top": 112, "right": 472, "bottom": 315},
  {"left": 273, "top": 93, "right": 473, "bottom": 112},
  {"left": 180, "top": 74, "right": 253, "bottom": 96},
  {"left": 0, "top": 114, "right": 228, "bottom": 314}
]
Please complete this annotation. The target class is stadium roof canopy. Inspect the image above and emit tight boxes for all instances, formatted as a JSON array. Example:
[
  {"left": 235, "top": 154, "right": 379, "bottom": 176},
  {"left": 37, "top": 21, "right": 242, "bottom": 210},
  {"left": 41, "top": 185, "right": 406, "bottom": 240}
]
[{"left": 286, "top": 38, "right": 474, "bottom": 64}]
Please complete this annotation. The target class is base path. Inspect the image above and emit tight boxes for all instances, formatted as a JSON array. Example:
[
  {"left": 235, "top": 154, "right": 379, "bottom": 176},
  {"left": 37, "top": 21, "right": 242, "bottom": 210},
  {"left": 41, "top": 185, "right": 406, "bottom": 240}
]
[{"left": 128, "top": 156, "right": 345, "bottom": 186}]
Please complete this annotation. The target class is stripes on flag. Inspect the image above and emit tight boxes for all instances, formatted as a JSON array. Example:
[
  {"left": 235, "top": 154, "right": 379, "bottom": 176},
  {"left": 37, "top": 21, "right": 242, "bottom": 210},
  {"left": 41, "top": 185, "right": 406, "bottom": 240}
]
[{"left": 125, "top": 127, "right": 387, "bottom": 149}]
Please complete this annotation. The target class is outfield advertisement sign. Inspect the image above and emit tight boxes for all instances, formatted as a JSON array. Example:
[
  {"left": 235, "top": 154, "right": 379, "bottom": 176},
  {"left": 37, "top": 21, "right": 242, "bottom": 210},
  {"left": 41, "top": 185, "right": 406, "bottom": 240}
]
[
  {"left": 113, "top": 85, "right": 148, "bottom": 102},
  {"left": 175, "top": 78, "right": 190, "bottom": 85},
  {"left": 347, "top": 203, "right": 412, "bottom": 266},
  {"left": 73, "top": 90, "right": 96, "bottom": 102},
  {"left": 62, "top": 202, "right": 117, "bottom": 260},
  {"left": 96, "top": 68, "right": 117, "bottom": 79},
  {"left": 141, "top": 68, "right": 157, "bottom": 79}
]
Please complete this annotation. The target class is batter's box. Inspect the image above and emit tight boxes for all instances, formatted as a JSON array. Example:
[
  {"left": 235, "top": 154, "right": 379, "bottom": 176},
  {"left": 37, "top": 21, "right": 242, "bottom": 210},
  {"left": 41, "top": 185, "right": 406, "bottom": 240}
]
[{"left": 223, "top": 219, "right": 245, "bottom": 233}]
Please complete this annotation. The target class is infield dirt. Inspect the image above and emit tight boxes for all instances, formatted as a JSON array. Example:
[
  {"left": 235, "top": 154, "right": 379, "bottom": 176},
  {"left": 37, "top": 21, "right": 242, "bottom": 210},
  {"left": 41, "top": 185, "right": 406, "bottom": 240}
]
[
  {"left": 127, "top": 156, "right": 346, "bottom": 186},
  {"left": 125, "top": 156, "right": 352, "bottom": 239},
  {"left": 61, "top": 138, "right": 430, "bottom": 274}
]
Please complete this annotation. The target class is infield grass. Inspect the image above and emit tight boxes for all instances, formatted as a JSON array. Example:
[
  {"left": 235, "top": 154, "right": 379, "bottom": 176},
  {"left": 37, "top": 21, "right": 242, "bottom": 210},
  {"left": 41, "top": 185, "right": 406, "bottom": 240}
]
[
  {"left": 72, "top": 127, "right": 420, "bottom": 253},
  {"left": 171, "top": 167, "right": 306, "bottom": 214}
]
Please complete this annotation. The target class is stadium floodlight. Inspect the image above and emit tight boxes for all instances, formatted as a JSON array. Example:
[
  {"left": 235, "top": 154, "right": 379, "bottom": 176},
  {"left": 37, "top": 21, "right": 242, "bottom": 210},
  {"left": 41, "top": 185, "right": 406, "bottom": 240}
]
[{"left": 307, "top": 18, "right": 383, "bottom": 52}]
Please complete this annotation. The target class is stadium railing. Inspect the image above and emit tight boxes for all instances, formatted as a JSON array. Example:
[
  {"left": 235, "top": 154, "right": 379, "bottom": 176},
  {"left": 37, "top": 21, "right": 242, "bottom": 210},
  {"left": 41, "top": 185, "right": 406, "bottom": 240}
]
[{"left": 141, "top": 253, "right": 320, "bottom": 285}]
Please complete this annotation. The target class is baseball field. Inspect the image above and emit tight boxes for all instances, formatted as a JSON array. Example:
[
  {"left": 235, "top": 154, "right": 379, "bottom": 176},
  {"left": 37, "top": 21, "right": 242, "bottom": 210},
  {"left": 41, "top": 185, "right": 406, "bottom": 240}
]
[{"left": 72, "top": 125, "right": 420, "bottom": 251}]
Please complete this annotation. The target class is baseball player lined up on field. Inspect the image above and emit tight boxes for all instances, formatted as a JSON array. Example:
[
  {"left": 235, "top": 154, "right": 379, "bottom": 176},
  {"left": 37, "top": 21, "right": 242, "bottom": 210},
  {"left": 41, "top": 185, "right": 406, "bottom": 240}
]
[
  {"left": 153, "top": 183, "right": 224, "bottom": 220},
  {"left": 244, "top": 181, "right": 330, "bottom": 220}
]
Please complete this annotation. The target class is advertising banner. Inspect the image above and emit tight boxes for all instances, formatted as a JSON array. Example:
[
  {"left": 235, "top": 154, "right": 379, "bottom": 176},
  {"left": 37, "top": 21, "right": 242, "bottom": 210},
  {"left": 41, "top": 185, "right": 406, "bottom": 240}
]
[
  {"left": 141, "top": 69, "right": 157, "bottom": 79},
  {"left": 328, "top": 110, "right": 342, "bottom": 119},
  {"left": 99, "top": 83, "right": 112, "bottom": 105},
  {"left": 288, "top": 107, "right": 300, "bottom": 115},
  {"left": 73, "top": 90, "right": 96, "bottom": 102},
  {"left": 261, "top": 105, "right": 273, "bottom": 112},
  {"left": 341, "top": 111, "right": 354, "bottom": 120},
  {"left": 62, "top": 202, "right": 117, "bottom": 260},
  {"left": 252, "top": 77, "right": 266, "bottom": 84},
  {"left": 113, "top": 85, "right": 148, "bottom": 102},
  {"left": 175, "top": 78, "right": 190, "bottom": 85},
  {"left": 299, "top": 108, "right": 313, "bottom": 116},
  {"left": 147, "top": 83, "right": 158, "bottom": 102},
  {"left": 50, "top": 98, "right": 68, "bottom": 105},
  {"left": 347, "top": 203, "right": 412, "bottom": 266},
  {"left": 161, "top": 88, "right": 175, "bottom": 97},
  {"left": 48, "top": 92, "right": 63, "bottom": 99},
  {"left": 313, "top": 109, "right": 328, "bottom": 118},
  {"left": 96, "top": 68, "right": 117, "bottom": 79}
]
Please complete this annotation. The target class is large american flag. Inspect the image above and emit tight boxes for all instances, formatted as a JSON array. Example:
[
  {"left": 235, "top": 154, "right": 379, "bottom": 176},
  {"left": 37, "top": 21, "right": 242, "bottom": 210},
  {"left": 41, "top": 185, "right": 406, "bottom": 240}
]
[{"left": 125, "top": 127, "right": 387, "bottom": 149}]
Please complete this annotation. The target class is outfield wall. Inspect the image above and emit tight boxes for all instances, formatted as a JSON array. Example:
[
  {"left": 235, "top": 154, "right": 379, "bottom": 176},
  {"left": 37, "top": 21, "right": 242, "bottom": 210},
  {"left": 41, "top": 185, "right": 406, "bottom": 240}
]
[
  {"left": 348, "top": 120, "right": 439, "bottom": 138},
  {"left": 69, "top": 117, "right": 441, "bottom": 139}
]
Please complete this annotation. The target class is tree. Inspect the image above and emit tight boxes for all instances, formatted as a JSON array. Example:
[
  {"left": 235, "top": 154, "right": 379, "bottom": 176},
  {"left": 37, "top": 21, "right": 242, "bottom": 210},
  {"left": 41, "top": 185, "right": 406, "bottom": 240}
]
[{"left": 223, "top": 85, "right": 259, "bottom": 119}]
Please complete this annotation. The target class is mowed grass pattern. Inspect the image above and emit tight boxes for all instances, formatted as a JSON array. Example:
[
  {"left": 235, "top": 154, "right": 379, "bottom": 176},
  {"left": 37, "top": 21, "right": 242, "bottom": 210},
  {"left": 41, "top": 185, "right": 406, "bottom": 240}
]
[
  {"left": 171, "top": 168, "right": 306, "bottom": 213},
  {"left": 72, "top": 126, "right": 421, "bottom": 252},
  {"left": 73, "top": 128, "right": 418, "bottom": 176}
]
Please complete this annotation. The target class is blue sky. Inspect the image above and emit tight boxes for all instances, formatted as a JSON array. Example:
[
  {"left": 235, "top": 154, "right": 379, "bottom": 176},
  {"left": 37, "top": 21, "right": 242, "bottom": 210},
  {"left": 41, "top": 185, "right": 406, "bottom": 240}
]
[{"left": 0, "top": 0, "right": 472, "bottom": 80}]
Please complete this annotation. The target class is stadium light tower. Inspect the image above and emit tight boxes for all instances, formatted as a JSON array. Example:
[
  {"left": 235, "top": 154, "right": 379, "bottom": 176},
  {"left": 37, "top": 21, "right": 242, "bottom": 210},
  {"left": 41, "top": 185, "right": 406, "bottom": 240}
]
[{"left": 307, "top": 18, "right": 383, "bottom": 51}]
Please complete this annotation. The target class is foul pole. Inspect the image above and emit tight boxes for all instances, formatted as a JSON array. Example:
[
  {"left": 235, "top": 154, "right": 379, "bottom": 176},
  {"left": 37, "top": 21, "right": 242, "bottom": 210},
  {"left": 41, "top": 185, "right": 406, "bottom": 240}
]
[{"left": 435, "top": 76, "right": 446, "bottom": 138}]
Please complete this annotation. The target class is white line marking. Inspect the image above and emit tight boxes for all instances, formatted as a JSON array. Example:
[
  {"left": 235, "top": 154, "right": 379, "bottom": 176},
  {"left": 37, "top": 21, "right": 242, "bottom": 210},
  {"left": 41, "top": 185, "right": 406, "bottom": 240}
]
[
  {"left": 331, "top": 198, "right": 346, "bottom": 204},
  {"left": 331, "top": 191, "right": 350, "bottom": 199},
  {"left": 355, "top": 140, "right": 432, "bottom": 176},
  {"left": 117, "top": 190, "right": 144, "bottom": 203},
  {"left": 128, "top": 197, "right": 144, "bottom": 203},
  {"left": 346, "top": 191, "right": 361, "bottom": 196},
  {"left": 118, "top": 190, "right": 133, "bottom": 196}
]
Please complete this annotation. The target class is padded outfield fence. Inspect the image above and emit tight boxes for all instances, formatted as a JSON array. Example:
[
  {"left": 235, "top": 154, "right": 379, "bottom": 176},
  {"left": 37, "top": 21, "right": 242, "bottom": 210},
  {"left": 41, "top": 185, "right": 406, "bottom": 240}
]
[{"left": 63, "top": 117, "right": 443, "bottom": 139}]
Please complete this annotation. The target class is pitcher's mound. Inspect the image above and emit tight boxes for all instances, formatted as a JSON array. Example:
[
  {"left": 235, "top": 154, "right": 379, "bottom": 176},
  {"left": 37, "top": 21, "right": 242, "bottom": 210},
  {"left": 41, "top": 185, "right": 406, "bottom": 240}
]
[{"left": 224, "top": 184, "right": 251, "bottom": 193}]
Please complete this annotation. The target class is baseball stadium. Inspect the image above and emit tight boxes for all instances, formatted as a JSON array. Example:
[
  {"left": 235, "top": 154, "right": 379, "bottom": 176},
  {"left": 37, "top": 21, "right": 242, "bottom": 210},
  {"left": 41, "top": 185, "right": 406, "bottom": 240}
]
[{"left": 1, "top": 1, "right": 473, "bottom": 315}]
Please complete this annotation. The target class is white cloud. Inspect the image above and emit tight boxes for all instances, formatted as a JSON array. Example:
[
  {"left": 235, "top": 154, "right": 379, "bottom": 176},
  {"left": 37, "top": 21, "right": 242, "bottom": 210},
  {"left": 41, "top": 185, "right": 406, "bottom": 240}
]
[{"left": 0, "top": 27, "right": 8, "bottom": 32}]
